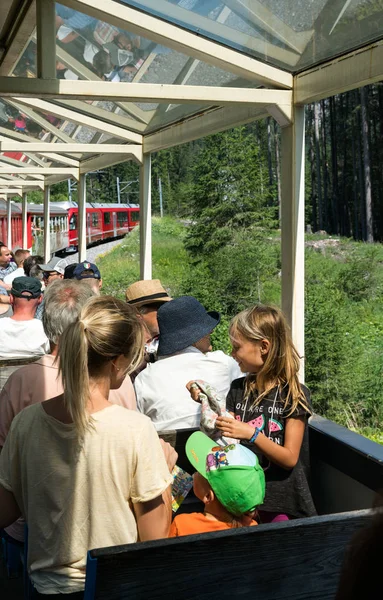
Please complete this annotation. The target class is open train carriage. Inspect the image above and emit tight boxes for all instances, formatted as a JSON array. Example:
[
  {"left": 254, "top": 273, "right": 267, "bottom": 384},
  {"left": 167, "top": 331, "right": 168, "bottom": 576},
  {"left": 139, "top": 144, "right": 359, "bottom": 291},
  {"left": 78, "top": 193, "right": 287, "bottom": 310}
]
[{"left": 28, "top": 204, "right": 69, "bottom": 256}]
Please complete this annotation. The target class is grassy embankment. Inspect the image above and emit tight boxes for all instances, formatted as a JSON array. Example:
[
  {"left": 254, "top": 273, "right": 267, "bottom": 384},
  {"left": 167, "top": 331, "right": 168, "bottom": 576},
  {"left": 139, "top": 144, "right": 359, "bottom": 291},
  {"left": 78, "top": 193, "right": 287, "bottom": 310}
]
[
  {"left": 97, "top": 217, "right": 189, "bottom": 300},
  {"left": 96, "top": 217, "right": 383, "bottom": 444}
]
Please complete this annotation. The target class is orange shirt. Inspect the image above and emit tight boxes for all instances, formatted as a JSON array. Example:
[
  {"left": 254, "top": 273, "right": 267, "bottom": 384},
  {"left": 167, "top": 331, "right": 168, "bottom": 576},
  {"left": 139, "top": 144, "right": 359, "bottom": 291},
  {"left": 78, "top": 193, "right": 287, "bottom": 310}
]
[{"left": 169, "top": 512, "right": 257, "bottom": 537}]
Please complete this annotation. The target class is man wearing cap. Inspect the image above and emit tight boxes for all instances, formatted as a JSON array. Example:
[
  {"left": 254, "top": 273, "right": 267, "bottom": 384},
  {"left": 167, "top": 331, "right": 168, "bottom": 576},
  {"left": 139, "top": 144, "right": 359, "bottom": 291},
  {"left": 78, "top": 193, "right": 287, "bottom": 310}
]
[
  {"left": 126, "top": 279, "right": 172, "bottom": 362},
  {"left": 0, "top": 277, "right": 50, "bottom": 359},
  {"left": 38, "top": 256, "right": 67, "bottom": 286},
  {"left": 72, "top": 261, "right": 102, "bottom": 295},
  {"left": 134, "top": 296, "right": 242, "bottom": 431}
]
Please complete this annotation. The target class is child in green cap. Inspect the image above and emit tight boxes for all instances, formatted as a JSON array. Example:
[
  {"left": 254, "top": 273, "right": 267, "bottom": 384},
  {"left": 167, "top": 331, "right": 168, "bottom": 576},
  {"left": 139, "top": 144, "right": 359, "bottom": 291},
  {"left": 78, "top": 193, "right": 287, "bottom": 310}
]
[{"left": 169, "top": 431, "right": 265, "bottom": 537}]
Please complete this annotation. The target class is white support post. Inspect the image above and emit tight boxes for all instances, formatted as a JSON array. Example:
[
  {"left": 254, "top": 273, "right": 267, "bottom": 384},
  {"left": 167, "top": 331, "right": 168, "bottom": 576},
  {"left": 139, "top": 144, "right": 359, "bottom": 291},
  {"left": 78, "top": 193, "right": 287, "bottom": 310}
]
[
  {"left": 22, "top": 192, "right": 28, "bottom": 248},
  {"left": 280, "top": 106, "right": 306, "bottom": 380},
  {"left": 78, "top": 174, "right": 87, "bottom": 262},
  {"left": 36, "top": 0, "right": 56, "bottom": 79},
  {"left": 139, "top": 154, "right": 152, "bottom": 280},
  {"left": 43, "top": 186, "right": 51, "bottom": 262},
  {"left": 6, "top": 196, "right": 11, "bottom": 249}
]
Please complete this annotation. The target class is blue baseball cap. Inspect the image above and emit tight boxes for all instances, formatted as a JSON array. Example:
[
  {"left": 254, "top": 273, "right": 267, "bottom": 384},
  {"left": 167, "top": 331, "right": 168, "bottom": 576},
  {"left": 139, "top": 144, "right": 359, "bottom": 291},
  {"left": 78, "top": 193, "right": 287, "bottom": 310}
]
[{"left": 73, "top": 261, "right": 101, "bottom": 280}]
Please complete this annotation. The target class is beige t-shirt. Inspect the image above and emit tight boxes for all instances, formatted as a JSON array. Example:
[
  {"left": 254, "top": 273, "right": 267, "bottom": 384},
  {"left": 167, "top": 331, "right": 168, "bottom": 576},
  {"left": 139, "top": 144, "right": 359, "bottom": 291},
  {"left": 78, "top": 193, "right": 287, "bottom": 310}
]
[
  {"left": 0, "top": 355, "right": 138, "bottom": 541},
  {"left": 0, "top": 403, "right": 172, "bottom": 594}
]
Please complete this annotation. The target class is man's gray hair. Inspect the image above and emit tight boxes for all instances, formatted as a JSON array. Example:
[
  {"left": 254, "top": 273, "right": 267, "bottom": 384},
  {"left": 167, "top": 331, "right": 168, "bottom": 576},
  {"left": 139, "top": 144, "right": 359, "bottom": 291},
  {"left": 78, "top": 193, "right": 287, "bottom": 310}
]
[{"left": 42, "top": 279, "right": 95, "bottom": 345}]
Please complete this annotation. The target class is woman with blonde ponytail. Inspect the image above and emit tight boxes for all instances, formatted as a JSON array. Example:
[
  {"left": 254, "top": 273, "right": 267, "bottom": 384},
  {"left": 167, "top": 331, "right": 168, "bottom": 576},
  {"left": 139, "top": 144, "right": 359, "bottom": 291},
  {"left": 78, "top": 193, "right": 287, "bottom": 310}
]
[
  {"left": 215, "top": 304, "right": 316, "bottom": 522},
  {"left": 0, "top": 296, "right": 177, "bottom": 598}
]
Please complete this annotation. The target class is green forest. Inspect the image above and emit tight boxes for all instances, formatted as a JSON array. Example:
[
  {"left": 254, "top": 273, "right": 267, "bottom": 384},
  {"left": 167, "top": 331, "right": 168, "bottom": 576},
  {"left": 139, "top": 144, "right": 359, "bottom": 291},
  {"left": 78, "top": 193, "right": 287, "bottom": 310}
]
[{"left": 20, "top": 83, "right": 383, "bottom": 441}]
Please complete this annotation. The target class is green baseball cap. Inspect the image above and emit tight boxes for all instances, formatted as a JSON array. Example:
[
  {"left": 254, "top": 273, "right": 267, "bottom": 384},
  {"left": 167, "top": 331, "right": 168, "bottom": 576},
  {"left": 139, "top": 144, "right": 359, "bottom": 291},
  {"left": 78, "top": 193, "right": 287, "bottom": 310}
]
[
  {"left": 186, "top": 432, "right": 265, "bottom": 516},
  {"left": 11, "top": 276, "right": 42, "bottom": 300}
]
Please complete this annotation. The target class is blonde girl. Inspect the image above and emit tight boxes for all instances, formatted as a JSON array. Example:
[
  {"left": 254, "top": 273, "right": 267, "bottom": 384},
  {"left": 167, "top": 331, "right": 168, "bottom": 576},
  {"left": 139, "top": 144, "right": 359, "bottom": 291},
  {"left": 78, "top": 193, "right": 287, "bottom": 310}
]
[
  {"left": 216, "top": 304, "right": 316, "bottom": 521},
  {"left": 0, "top": 296, "right": 177, "bottom": 598}
]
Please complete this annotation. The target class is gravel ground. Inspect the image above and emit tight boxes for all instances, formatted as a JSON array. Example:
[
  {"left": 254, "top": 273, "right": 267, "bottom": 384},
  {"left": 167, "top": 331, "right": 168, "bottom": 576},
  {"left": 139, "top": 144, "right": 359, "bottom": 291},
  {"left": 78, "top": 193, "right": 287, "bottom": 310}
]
[{"left": 63, "top": 238, "right": 124, "bottom": 267}]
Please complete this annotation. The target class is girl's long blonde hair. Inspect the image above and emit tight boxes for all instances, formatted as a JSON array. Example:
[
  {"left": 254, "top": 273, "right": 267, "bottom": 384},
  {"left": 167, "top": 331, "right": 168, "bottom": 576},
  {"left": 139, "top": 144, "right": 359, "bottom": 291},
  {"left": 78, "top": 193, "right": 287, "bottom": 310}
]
[
  {"left": 58, "top": 296, "right": 144, "bottom": 438},
  {"left": 230, "top": 304, "right": 310, "bottom": 416}
]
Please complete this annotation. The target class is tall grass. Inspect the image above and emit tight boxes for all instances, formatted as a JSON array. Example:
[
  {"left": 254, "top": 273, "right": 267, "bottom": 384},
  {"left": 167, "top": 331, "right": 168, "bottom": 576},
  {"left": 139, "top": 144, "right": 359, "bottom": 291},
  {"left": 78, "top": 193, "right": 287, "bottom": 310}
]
[{"left": 96, "top": 217, "right": 190, "bottom": 299}]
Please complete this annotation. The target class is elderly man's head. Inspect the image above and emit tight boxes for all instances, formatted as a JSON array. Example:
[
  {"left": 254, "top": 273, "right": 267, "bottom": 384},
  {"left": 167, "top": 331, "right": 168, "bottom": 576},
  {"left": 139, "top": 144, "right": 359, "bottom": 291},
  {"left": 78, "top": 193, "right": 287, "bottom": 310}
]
[
  {"left": 42, "top": 279, "right": 94, "bottom": 349},
  {"left": 10, "top": 277, "right": 43, "bottom": 318}
]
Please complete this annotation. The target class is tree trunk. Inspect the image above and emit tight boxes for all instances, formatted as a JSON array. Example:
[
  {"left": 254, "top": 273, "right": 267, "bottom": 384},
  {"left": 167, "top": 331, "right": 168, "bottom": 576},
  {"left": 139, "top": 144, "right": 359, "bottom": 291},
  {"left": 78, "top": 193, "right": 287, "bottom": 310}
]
[
  {"left": 351, "top": 91, "right": 360, "bottom": 239},
  {"left": 340, "top": 93, "right": 350, "bottom": 237},
  {"left": 360, "top": 86, "right": 374, "bottom": 242},
  {"left": 329, "top": 96, "right": 339, "bottom": 234},
  {"left": 356, "top": 90, "right": 366, "bottom": 240},
  {"left": 377, "top": 84, "right": 383, "bottom": 241},
  {"left": 273, "top": 120, "right": 281, "bottom": 224},
  {"left": 267, "top": 117, "right": 274, "bottom": 188},
  {"left": 314, "top": 102, "right": 323, "bottom": 229},
  {"left": 320, "top": 99, "right": 329, "bottom": 231},
  {"left": 308, "top": 106, "right": 318, "bottom": 231}
]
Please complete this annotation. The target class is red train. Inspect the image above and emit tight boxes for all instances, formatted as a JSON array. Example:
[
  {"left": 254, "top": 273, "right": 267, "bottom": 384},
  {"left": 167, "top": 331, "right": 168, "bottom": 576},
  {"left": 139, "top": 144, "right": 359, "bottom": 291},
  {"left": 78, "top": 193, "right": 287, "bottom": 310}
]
[{"left": 0, "top": 199, "right": 139, "bottom": 255}]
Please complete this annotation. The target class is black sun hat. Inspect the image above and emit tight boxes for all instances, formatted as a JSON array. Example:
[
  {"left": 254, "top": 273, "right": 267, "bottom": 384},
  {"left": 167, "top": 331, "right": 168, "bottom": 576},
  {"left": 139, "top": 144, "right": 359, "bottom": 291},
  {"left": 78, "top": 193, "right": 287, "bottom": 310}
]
[
  {"left": 11, "top": 276, "right": 42, "bottom": 299},
  {"left": 157, "top": 296, "right": 220, "bottom": 357}
]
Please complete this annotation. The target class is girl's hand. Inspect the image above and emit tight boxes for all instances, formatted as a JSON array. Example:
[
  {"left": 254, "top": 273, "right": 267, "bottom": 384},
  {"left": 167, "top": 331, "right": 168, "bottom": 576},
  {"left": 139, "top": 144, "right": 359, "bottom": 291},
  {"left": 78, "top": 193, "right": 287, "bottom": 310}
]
[
  {"left": 215, "top": 416, "right": 254, "bottom": 441},
  {"left": 186, "top": 381, "right": 202, "bottom": 403}
]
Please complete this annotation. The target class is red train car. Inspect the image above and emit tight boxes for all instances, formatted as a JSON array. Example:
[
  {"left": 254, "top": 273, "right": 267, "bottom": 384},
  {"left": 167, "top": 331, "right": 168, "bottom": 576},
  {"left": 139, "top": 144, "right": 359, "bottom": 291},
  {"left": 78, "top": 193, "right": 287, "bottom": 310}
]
[
  {"left": 58, "top": 202, "right": 139, "bottom": 252},
  {"left": 0, "top": 200, "right": 140, "bottom": 254},
  {"left": 0, "top": 199, "right": 22, "bottom": 246}
]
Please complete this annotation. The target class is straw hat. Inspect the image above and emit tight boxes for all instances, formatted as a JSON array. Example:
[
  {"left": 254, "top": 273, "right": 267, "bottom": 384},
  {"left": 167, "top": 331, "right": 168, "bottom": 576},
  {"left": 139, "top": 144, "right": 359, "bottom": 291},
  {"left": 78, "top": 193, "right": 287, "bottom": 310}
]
[{"left": 125, "top": 279, "right": 172, "bottom": 308}]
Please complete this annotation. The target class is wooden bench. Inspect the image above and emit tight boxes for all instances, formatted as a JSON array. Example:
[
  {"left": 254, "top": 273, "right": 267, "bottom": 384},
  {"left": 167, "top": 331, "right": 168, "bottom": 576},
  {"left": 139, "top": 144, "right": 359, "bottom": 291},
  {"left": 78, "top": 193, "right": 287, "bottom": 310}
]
[{"left": 83, "top": 509, "right": 372, "bottom": 600}]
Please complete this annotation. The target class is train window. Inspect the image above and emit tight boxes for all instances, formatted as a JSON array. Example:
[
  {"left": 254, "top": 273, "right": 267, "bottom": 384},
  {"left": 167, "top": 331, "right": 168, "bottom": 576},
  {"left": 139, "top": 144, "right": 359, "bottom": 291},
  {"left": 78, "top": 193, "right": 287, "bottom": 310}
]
[
  {"left": 104, "top": 212, "right": 111, "bottom": 225},
  {"left": 92, "top": 213, "right": 99, "bottom": 227},
  {"left": 69, "top": 214, "right": 77, "bottom": 230},
  {"left": 117, "top": 212, "right": 128, "bottom": 225},
  {"left": 130, "top": 211, "right": 140, "bottom": 222}
]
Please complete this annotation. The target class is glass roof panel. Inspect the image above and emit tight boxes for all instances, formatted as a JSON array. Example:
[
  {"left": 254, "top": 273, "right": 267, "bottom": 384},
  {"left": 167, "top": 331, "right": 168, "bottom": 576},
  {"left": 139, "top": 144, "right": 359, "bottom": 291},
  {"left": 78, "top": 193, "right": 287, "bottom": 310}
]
[
  {"left": 0, "top": 98, "right": 47, "bottom": 140},
  {"left": 53, "top": 2, "right": 258, "bottom": 130},
  {"left": 55, "top": 2, "right": 250, "bottom": 86},
  {"left": 9, "top": 40, "right": 132, "bottom": 143},
  {"left": 118, "top": 0, "right": 383, "bottom": 73}
]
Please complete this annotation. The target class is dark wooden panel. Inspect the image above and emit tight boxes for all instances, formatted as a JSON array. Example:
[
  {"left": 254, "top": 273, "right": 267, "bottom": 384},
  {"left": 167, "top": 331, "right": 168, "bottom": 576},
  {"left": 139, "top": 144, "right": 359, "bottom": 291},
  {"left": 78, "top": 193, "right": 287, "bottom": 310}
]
[
  {"left": 92, "top": 510, "right": 372, "bottom": 600},
  {"left": 309, "top": 416, "right": 383, "bottom": 492}
]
